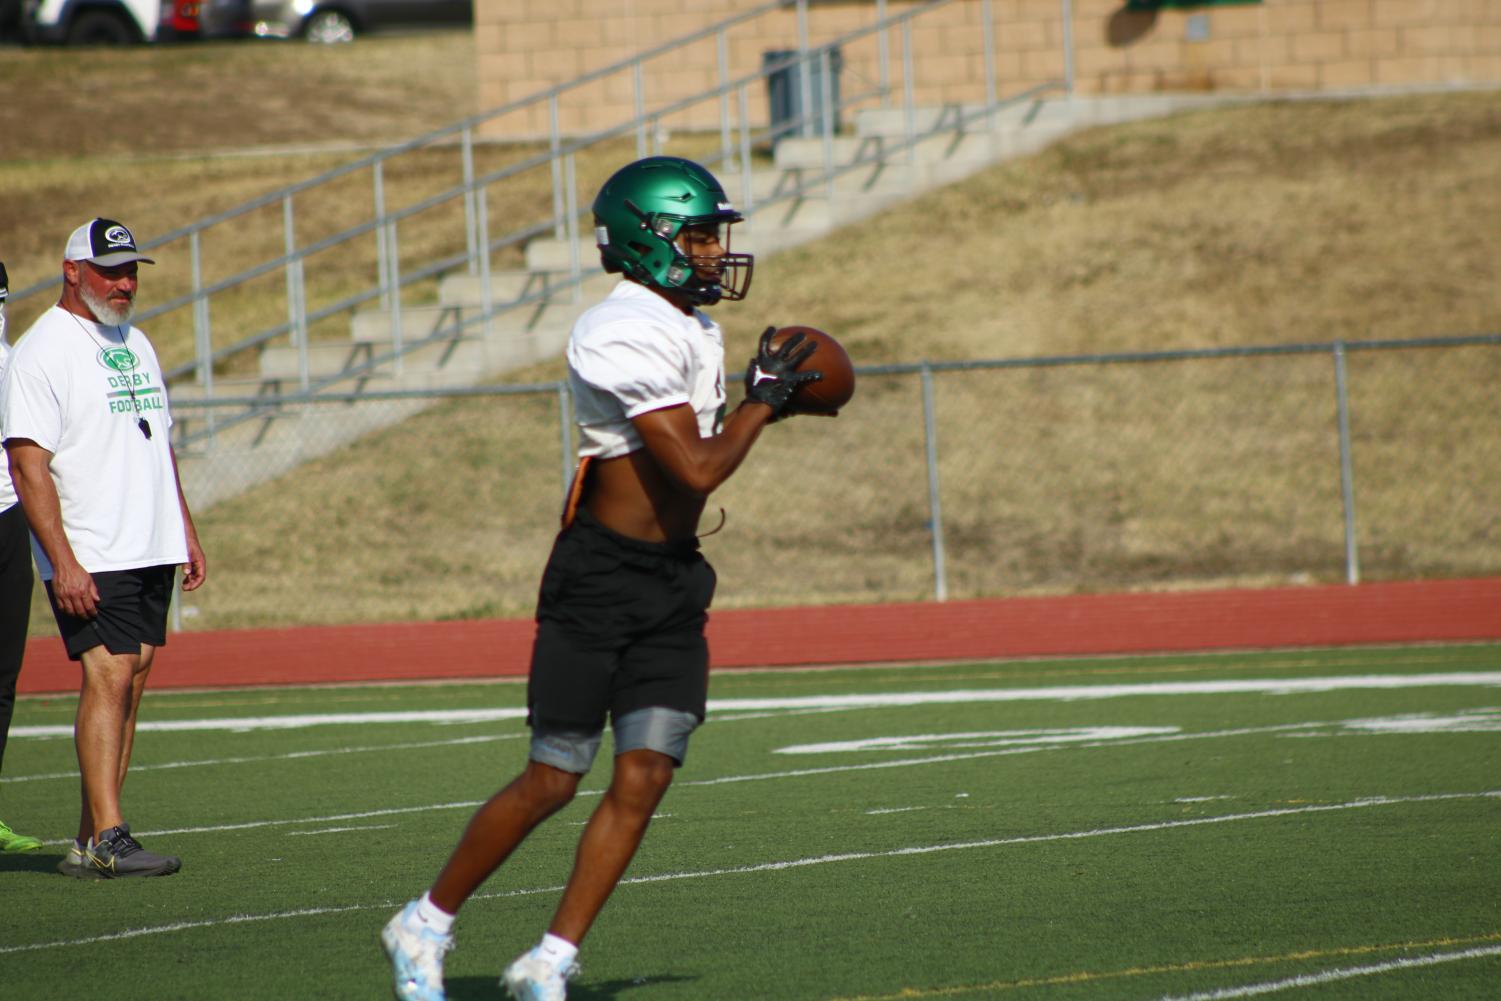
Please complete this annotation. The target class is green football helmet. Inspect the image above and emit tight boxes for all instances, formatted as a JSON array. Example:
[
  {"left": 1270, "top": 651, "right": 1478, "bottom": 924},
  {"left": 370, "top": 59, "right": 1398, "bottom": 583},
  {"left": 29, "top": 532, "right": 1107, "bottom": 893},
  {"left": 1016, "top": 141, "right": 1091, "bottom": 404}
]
[{"left": 593, "top": 156, "right": 753, "bottom": 306}]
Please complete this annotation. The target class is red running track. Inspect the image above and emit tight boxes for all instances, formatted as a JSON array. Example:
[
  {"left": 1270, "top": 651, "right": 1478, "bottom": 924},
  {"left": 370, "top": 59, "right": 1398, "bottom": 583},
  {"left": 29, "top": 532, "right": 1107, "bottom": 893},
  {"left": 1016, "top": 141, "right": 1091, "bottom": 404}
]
[{"left": 16, "top": 577, "right": 1501, "bottom": 695}]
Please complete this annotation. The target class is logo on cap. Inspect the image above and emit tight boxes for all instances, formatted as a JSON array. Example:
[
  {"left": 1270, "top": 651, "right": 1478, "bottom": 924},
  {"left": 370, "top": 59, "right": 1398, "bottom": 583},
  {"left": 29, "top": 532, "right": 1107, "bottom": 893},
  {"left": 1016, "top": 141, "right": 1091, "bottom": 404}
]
[{"left": 104, "top": 225, "right": 133, "bottom": 248}]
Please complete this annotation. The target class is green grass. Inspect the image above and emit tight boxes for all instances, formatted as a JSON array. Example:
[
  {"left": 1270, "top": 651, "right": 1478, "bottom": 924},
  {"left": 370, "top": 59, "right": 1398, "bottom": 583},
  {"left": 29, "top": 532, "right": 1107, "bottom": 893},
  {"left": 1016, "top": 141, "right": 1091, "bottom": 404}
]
[{"left": 3, "top": 643, "right": 1499, "bottom": 999}]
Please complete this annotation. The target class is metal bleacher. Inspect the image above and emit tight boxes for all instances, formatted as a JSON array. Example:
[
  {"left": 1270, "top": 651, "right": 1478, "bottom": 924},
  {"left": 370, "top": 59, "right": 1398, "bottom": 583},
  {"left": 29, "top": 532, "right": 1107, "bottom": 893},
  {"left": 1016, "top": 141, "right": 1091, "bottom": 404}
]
[{"left": 7, "top": 0, "right": 1239, "bottom": 509}]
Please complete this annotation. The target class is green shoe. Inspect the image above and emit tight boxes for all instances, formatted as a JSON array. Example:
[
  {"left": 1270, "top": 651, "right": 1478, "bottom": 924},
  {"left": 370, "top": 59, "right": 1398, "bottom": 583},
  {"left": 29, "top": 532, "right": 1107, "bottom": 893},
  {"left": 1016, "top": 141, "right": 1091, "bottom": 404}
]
[{"left": 0, "top": 820, "right": 43, "bottom": 853}]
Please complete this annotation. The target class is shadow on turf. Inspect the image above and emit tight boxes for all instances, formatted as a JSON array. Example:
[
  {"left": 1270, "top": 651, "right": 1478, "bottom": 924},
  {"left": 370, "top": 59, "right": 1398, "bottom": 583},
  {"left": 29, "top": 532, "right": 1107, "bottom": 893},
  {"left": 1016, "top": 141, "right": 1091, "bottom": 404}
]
[
  {"left": 447, "top": 974, "right": 696, "bottom": 999},
  {"left": 0, "top": 850, "right": 64, "bottom": 875}
]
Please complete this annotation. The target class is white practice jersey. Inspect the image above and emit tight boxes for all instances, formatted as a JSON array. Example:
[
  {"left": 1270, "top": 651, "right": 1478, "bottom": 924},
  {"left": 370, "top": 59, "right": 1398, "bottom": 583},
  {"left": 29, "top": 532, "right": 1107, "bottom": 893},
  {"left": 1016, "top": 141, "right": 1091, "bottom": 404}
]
[
  {"left": 567, "top": 280, "right": 727, "bottom": 459},
  {"left": 0, "top": 340, "right": 16, "bottom": 513},
  {"left": 0, "top": 306, "right": 186, "bottom": 580}
]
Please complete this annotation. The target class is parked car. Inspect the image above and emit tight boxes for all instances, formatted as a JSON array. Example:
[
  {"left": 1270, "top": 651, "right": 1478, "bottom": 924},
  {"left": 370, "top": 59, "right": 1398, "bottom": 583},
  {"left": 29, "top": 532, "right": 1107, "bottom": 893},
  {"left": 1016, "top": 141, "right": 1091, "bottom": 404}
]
[
  {"left": 165, "top": 0, "right": 254, "bottom": 39},
  {"left": 22, "top": 0, "right": 160, "bottom": 43},
  {"left": 241, "top": 0, "right": 470, "bottom": 44}
]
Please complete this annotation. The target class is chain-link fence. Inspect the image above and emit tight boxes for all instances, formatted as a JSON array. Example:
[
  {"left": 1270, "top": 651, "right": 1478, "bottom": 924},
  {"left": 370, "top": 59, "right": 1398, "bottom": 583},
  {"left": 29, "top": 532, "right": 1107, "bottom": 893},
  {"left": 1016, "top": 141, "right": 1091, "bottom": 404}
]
[{"left": 22, "top": 334, "right": 1501, "bottom": 635}]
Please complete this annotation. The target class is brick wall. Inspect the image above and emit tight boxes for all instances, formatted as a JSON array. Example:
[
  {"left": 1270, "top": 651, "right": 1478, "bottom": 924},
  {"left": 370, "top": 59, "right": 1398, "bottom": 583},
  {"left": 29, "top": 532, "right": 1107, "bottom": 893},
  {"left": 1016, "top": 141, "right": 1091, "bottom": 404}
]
[{"left": 473, "top": 1, "right": 1500, "bottom": 138}]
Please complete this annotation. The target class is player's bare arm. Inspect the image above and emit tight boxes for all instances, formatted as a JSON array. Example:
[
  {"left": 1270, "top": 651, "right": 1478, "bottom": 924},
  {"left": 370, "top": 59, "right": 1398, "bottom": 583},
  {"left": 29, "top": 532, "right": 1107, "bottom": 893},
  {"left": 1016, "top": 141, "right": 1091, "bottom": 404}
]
[
  {"left": 5, "top": 438, "right": 99, "bottom": 618},
  {"left": 587, "top": 400, "right": 770, "bottom": 541},
  {"left": 588, "top": 327, "right": 826, "bottom": 541}
]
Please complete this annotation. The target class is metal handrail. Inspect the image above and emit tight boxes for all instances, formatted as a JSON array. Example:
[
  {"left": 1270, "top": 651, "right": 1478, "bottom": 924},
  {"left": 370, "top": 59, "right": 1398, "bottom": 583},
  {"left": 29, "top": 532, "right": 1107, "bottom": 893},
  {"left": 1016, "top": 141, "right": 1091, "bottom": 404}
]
[{"left": 15, "top": 0, "right": 1064, "bottom": 441}]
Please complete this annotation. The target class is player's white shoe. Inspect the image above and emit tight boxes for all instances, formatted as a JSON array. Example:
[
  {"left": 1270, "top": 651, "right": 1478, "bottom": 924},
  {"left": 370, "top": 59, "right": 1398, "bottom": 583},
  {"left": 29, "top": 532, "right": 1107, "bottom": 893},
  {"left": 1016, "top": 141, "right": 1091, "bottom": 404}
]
[
  {"left": 501, "top": 947, "right": 579, "bottom": 1001},
  {"left": 381, "top": 900, "right": 454, "bottom": 1001}
]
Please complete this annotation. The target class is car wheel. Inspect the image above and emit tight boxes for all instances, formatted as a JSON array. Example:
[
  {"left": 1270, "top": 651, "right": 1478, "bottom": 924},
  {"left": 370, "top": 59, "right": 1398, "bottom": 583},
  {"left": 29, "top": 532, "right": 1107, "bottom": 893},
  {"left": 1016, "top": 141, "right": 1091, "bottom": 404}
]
[
  {"left": 303, "top": 9, "right": 354, "bottom": 44},
  {"left": 0, "top": 0, "right": 21, "bottom": 42},
  {"left": 66, "top": 9, "right": 137, "bottom": 44}
]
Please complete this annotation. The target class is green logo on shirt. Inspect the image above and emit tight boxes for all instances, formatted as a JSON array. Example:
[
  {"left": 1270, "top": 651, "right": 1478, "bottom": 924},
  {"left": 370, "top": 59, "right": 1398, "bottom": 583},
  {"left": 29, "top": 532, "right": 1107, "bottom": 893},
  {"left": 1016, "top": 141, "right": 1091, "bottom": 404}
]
[{"left": 98, "top": 346, "right": 139, "bottom": 373}]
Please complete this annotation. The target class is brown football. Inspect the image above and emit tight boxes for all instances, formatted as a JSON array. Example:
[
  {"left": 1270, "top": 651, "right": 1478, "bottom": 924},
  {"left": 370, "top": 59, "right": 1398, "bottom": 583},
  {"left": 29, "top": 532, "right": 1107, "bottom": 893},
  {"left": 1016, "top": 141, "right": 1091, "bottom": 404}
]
[{"left": 768, "top": 326, "right": 855, "bottom": 414}]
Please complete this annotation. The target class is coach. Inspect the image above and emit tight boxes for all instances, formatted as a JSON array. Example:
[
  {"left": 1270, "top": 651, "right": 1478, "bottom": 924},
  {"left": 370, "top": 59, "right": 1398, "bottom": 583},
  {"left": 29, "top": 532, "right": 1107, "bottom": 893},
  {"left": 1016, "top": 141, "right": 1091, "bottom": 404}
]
[{"left": 0, "top": 219, "right": 206, "bottom": 879}]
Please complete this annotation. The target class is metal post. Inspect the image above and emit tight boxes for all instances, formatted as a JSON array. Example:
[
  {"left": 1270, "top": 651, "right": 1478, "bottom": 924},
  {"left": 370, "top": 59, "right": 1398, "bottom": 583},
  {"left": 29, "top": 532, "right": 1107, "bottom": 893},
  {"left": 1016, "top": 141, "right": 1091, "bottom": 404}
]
[
  {"left": 284, "top": 195, "right": 309, "bottom": 392},
  {"left": 169, "top": 572, "right": 182, "bottom": 633},
  {"left": 461, "top": 126, "right": 478, "bottom": 276},
  {"left": 902, "top": 20, "right": 917, "bottom": 176},
  {"left": 1333, "top": 341, "right": 1360, "bottom": 585},
  {"left": 982, "top": 0, "right": 998, "bottom": 115},
  {"left": 386, "top": 219, "right": 404, "bottom": 376},
  {"left": 564, "top": 153, "right": 582, "bottom": 304},
  {"left": 477, "top": 177, "right": 493, "bottom": 337},
  {"left": 373, "top": 161, "right": 390, "bottom": 311},
  {"left": 1060, "top": 0, "right": 1076, "bottom": 96},
  {"left": 190, "top": 231, "right": 212, "bottom": 394},
  {"left": 796, "top": 0, "right": 812, "bottom": 138},
  {"left": 549, "top": 96, "right": 566, "bottom": 241},
  {"left": 820, "top": 47, "right": 836, "bottom": 203},
  {"left": 190, "top": 230, "right": 216, "bottom": 440},
  {"left": 633, "top": 62, "right": 648, "bottom": 159},
  {"left": 737, "top": 85, "right": 755, "bottom": 218},
  {"left": 921, "top": 365, "right": 948, "bottom": 601},
  {"left": 717, "top": 29, "right": 733, "bottom": 169},
  {"left": 558, "top": 381, "right": 574, "bottom": 494}
]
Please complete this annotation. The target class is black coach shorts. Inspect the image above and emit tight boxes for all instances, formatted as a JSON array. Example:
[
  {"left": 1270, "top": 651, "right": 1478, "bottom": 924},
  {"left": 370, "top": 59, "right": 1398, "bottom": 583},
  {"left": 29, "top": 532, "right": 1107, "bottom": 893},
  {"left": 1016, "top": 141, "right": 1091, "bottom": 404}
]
[
  {"left": 45, "top": 565, "right": 175, "bottom": 661},
  {"left": 528, "top": 508, "right": 717, "bottom": 734}
]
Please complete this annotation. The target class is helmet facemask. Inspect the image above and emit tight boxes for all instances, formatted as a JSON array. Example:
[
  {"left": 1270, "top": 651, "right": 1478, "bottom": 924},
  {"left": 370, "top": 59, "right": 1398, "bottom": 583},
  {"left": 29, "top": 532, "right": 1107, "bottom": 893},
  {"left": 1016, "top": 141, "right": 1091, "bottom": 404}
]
[{"left": 655, "top": 212, "right": 753, "bottom": 306}]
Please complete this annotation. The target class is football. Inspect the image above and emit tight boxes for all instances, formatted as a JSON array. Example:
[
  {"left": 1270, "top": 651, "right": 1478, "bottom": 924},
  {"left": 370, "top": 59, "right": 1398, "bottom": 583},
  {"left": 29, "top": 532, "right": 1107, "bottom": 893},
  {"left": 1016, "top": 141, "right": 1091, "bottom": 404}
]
[{"left": 768, "top": 325, "right": 855, "bottom": 414}]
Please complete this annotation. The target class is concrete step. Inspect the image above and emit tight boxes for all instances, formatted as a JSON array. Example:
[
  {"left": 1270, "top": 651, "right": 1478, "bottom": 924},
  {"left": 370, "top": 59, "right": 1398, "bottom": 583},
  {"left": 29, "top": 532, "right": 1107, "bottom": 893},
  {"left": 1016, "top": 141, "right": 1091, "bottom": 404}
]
[
  {"left": 258, "top": 341, "right": 403, "bottom": 382},
  {"left": 168, "top": 376, "right": 291, "bottom": 403},
  {"left": 350, "top": 303, "right": 481, "bottom": 345},
  {"left": 524, "top": 237, "right": 604, "bottom": 273},
  {"left": 437, "top": 269, "right": 574, "bottom": 308},
  {"left": 853, "top": 97, "right": 1076, "bottom": 138}
]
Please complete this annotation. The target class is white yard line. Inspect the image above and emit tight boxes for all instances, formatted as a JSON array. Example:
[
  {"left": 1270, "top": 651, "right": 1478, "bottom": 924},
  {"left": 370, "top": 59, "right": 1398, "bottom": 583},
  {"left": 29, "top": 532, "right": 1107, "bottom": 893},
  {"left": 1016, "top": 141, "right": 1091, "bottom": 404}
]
[
  {"left": 1, "top": 733, "right": 522, "bottom": 783},
  {"left": 16, "top": 716, "right": 1474, "bottom": 848},
  {"left": 3, "top": 789, "right": 1496, "bottom": 957},
  {"left": 1150, "top": 943, "right": 1501, "bottom": 1000},
  {"left": 9, "top": 672, "right": 1501, "bottom": 739},
  {"left": 287, "top": 824, "right": 397, "bottom": 837},
  {"left": 23, "top": 720, "right": 1329, "bottom": 847}
]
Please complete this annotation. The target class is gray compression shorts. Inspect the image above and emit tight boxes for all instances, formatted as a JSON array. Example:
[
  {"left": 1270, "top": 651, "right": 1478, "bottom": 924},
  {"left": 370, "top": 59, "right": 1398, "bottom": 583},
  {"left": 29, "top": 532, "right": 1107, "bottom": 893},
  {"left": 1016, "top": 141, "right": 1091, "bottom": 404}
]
[{"left": 529, "top": 706, "right": 701, "bottom": 774}]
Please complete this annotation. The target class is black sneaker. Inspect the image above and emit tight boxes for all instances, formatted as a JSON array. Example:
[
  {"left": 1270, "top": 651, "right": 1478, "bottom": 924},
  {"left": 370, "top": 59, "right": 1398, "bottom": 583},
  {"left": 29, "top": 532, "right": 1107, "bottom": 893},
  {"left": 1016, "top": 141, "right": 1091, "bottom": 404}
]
[{"left": 86, "top": 824, "right": 181, "bottom": 878}]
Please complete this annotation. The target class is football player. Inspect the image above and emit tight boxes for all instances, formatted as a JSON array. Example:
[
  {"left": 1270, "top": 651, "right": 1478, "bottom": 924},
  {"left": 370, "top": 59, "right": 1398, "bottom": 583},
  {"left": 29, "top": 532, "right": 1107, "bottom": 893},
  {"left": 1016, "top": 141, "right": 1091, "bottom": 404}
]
[{"left": 383, "top": 156, "right": 825, "bottom": 1001}]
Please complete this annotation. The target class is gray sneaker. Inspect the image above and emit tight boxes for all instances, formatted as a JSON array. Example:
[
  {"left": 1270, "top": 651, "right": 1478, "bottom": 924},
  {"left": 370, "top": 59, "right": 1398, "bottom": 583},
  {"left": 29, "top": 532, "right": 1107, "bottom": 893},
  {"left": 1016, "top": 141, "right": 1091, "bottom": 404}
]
[
  {"left": 58, "top": 839, "right": 105, "bottom": 880},
  {"left": 86, "top": 824, "right": 181, "bottom": 878}
]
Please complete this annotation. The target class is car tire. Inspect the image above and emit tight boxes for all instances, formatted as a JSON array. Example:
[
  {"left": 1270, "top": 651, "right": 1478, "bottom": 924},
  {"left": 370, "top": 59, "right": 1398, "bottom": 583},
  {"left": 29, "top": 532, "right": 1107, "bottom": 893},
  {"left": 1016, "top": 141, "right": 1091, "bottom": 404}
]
[
  {"left": 0, "top": 0, "right": 21, "bottom": 42},
  {"left": 66, "top": 9, "right": 138, "bottom": 44},
  {"left": 302, "top": 8, "right": 354, "bottom": 44}
]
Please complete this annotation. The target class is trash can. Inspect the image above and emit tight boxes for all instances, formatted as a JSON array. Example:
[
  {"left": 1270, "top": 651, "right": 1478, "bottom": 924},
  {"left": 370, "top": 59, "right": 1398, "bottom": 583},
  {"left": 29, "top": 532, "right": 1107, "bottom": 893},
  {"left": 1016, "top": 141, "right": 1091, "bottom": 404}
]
[{"left": 763, "top": 46, "right": 844, "bottom": 143}]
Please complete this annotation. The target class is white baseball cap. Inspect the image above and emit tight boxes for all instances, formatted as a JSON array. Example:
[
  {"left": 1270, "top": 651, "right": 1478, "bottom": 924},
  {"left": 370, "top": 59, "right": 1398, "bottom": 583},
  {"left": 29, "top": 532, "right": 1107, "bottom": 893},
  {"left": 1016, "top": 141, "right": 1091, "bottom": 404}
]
[{"left": 64, "top": 218, "right": 156, "bottom": 267}]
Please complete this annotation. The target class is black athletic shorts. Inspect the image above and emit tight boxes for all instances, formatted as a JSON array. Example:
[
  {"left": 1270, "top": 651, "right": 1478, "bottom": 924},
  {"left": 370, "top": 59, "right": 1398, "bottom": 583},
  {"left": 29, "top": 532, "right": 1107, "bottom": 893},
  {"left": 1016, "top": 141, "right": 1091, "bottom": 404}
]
[
  {"left": 528, "top": 508, "right": 717, "bottom": 733},
  {"left": 45, "top": 565, "right": 174, "bottom": 661}
]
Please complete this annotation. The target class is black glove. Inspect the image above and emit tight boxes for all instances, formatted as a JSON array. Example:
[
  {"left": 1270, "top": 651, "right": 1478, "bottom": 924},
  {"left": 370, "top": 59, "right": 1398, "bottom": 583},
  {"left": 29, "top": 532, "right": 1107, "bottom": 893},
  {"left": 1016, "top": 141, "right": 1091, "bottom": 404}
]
[{"left": 744, "top": 326, "right": 822, "bottom": 419}]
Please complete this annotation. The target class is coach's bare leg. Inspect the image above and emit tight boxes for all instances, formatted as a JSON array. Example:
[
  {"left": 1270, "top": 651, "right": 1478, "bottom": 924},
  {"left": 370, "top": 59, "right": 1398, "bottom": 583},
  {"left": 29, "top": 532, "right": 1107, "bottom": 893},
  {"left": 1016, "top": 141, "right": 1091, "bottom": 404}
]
[
  {"left": 74, "top": 647, "right": 144, "bottom": 842},
  {"left": 548, "top": 748, "right": 675, "bottom": 945},
  {"left": 428, "top": 760, "right": 582, "bottom": 914},
  {"left": 115, "top": 644, "right": 156, "bottom": 794}
]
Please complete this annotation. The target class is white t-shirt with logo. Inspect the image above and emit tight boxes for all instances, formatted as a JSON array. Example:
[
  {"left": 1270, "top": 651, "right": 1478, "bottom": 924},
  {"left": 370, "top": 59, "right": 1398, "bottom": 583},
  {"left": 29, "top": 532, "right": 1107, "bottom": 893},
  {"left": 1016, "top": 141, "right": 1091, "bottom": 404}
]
[
  {"left": 0, "top": 305, "right": 186, "bottom": 580},
  {"left": 0, "top": 340, "right": 17, "bottom": 513},
  {"left": 567, "top": 280, "right": 727, "bottom": 459}
]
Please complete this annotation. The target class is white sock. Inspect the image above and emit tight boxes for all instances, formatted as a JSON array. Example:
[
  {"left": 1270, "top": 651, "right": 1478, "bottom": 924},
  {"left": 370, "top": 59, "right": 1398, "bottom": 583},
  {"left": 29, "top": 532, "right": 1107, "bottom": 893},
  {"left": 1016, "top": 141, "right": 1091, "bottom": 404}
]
[
  {"left": 413, "top": 891, "right": 455, "bottom": 935},
  {"left": 537, "top": 932, "right": 578, "bottom": 969}
]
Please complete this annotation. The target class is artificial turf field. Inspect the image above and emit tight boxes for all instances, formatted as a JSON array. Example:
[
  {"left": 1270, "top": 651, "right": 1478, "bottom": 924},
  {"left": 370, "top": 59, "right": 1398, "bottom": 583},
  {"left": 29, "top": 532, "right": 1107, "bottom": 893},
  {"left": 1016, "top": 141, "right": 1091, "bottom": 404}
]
[{"left": 2, "top": 643, "right": 1498, "bottom": 1000}]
